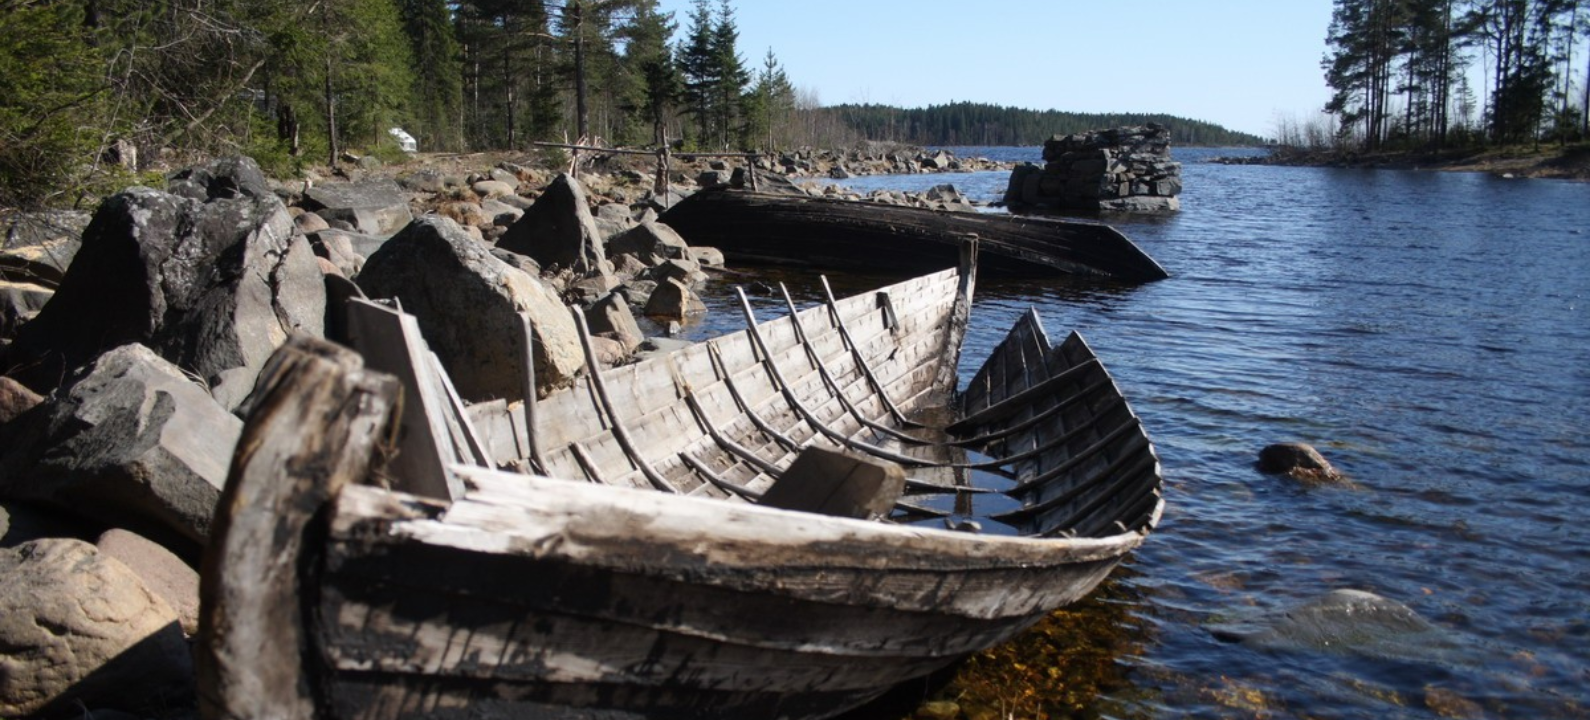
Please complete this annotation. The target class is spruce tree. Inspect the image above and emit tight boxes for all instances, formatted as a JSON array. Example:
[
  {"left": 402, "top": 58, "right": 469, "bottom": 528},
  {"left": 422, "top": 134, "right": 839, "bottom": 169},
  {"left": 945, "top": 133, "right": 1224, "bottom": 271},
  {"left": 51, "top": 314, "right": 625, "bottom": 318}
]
[
  {"left": 401, "top": 0, "right": 464, "bottom": 151},
  {"left": 709, "top": 0, "right": 750, "bottom": 149},
  {"left": 678, "top": 0, "right": 718, "bottom": 147},
  {"left": 620, "top": 1, "right": 681, "bottom": 146}
]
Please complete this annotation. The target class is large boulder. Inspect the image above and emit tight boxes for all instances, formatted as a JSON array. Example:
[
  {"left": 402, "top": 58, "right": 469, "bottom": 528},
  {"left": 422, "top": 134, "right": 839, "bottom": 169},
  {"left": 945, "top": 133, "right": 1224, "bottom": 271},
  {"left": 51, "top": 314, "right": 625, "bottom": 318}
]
[
  {"left": 606, "top": 218, "right": 689, "bottom": 260},
  {"left": 0, "top": 538, "right": 192, "bottom": 717},
  {"left": 301, "top": 179, "right": 414, "bottom": 236},
  {"left": 0, "top": 344, "right": 241, "bottom": 558},
  {"left": 6, "top": 174, "right": 326, "bottom": 410},
  {"left": 497, "top": 173, "right": 606, "bottom": 273},
  {"left": 359, "top": 216, "right": 583, "bottom": 400}
]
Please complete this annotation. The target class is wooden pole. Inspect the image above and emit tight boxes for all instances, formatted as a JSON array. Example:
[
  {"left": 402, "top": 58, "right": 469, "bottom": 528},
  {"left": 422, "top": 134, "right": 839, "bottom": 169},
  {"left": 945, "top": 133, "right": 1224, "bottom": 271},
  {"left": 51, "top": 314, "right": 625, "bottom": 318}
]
[{"left": 196, "top": 336, "right": 400, "bottom": 720}]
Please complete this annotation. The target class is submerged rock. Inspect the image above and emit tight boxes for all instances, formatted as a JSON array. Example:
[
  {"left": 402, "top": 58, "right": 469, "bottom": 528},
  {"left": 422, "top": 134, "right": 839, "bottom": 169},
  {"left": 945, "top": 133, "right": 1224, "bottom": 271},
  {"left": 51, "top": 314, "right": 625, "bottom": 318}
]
[
  {"left": 1258, "top": 442, "right": 1347, "bottom": 486},
  {"left": 1212, "top": 589, "right": 1462, "bottom": 666}
]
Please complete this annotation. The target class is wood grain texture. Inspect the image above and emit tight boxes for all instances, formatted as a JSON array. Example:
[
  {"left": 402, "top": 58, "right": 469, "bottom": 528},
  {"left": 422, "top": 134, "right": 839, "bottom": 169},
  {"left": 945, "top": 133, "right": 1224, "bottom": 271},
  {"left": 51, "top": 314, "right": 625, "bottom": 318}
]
[{"left": 196, "top": 335, "right": 399, "bottom": 720}]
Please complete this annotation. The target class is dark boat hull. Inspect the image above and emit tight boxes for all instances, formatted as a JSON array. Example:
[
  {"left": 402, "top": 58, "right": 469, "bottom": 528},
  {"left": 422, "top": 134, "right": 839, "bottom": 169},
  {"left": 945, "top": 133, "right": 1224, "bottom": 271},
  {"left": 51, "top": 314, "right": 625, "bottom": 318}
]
[{"left": 657, "top": 189, "right": 1168, "bottom": 282}]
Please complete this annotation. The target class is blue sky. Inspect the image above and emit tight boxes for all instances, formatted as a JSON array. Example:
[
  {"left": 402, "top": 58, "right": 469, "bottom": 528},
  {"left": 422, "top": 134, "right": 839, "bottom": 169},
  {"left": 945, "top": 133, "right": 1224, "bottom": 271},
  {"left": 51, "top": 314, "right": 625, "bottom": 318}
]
[{"left": 654, "top": 0, "right": 1337, "bottom": 138}]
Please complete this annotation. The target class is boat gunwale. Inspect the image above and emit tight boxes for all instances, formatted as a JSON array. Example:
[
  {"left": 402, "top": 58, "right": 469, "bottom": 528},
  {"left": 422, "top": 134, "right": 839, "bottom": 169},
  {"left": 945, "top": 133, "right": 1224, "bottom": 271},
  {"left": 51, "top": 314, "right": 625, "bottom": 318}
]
[{"left": 333, "top": 466, "right": 1153, "bottom": 571}]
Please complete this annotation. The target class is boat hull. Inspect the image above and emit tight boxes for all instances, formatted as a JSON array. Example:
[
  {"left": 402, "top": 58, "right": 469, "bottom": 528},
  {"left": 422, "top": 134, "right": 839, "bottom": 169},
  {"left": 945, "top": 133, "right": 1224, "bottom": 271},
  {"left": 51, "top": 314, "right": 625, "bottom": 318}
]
[{"left": 657, "top": 189, "right": 1168, "bottom": 282}]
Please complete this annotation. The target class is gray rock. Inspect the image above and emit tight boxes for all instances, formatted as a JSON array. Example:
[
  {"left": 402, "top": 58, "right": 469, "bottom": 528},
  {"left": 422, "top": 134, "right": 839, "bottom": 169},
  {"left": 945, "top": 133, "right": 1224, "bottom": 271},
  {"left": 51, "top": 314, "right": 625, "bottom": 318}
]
[
  {"left": 0, "top": 279, "right": 52, "bottom": 340},
  {"left": 567, "top": 271, "right": 621, "bottom": 305},
  {"left": 96, "top": 529, "right": 199, "bottom": 636},
  {"left": 643, "top": 277, "right": 706, "bottom": 320},
  {"left": 166, "top": 156, "right": 271, "bottom": 202},
  {"left": 697, "top": 170, "right": 728, "bottom": 188},
  {"left": 0, "top": 344, "right": 241, "bottom": 557},
  {"left": 610, "top": 252, "right": 650, "bottom": 278},
  {"left": 585, "top": 293, "right": 643, "bottom": 353},
  {"left": 489, "top": 168, "right": 519, "bottom": 186},
  {"left": 481, "top": 199, "right": 524, "bottom": 226},
  {"left": 0, "top": 538, "right": 192, "bottom": 718},
  {"left": 586, "top": 335, "right": 628, "bottom": 367},
  {"left": 359, "top": 216, "right": 583, "bottom": 400},
  {"left": 314, "top": 227, "right": 388, "bottom": 260},
  {"left": 0, "top": 376, "right": 43, "bottom": 426},
  {"left": 0, "top": 210, "right": 87, "bottom": 289},
  {"left": 494, "top": 193, "right": 535, "bottom": 211},
  {"left": 607, "top": 219, "right": 689, "bottom": 260},
  {"left": 686, "top": 246, "right": 725, "bottom": 267},
  {"left": 294, "top": 210, "right": 331, "bottom": 234},
  {"left": 307, "top": 229, "right": 367, "bottom": 279},
  {"left": 6, "top": 183, "right": 327, "bottom": 409},
  {"left": 302, "top": 179, "right": 414, "bottom": 236},
  {"left": 472, "top": 179, "right": 516, "bottom": 200},
  {"left": 489, "top": 247, "right": 542, "bottom": 277},
  {"left": 617, "top": 280, "right": 658, "bottom": 308},
  {"left": 397, "top": 168, "right": 447, "bottom": 193},
  {"left": 497, "top": 173, "right": 606, "bottom": 274},
  {"left": 649, "top": 257, "right": 707, "bottom": 287}
]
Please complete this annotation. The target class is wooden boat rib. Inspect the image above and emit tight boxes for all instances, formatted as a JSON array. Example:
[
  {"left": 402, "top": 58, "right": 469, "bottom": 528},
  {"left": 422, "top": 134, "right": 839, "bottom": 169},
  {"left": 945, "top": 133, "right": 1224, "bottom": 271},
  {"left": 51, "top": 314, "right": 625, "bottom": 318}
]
[
  {"left": 196, "top": 253, "right": 1165, "bottom": 720},
  {"left": 657, "top": 188, "right": 1170, "bottom": 282}
]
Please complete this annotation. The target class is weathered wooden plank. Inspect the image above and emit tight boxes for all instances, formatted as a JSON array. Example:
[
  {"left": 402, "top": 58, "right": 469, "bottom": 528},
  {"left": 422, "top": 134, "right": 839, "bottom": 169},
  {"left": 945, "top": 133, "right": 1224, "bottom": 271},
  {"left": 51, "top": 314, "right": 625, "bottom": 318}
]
[
  {"left": 342, "top": 298, "right": 463, "bottom": 500},
  {"left": 196, "top": 336, "right": 399, "bottom": 720}
]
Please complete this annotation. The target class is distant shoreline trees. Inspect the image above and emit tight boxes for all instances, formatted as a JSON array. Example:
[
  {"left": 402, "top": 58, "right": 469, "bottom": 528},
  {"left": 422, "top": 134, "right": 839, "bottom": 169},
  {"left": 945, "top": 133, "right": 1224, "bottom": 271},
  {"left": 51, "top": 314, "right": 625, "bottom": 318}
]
[
  {"left": 1321, "top": 0, "right": 1588, "bottom": 151},
  {"left": 1, "top": 0, "right": 1261, "bottom": 208}
]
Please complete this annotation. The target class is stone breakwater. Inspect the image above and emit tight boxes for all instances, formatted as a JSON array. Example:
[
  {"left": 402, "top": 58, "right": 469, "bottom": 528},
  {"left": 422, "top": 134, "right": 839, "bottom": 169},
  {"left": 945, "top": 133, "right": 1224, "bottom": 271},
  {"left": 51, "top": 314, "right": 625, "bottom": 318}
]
[{"left": 1004, "top": 124, "right": 1181, "bottom": 213}]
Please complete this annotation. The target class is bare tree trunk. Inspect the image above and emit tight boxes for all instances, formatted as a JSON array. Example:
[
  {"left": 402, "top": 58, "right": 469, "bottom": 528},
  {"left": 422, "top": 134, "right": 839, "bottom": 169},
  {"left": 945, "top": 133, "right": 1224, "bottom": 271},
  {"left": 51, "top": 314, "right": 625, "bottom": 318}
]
[
  {"left": 325, "top": 45, "right": 338, "bottom": 166},
  {"left": 573, "top": 2, "right": 589, "bottom": 140}
]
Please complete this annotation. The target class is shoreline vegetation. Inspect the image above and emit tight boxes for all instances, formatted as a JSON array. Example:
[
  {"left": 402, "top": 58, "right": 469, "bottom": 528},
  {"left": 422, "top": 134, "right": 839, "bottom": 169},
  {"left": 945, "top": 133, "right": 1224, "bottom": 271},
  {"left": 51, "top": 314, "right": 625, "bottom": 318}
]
[{"left": 1220, "top": 142, "right": 1590, "bottom": 181}]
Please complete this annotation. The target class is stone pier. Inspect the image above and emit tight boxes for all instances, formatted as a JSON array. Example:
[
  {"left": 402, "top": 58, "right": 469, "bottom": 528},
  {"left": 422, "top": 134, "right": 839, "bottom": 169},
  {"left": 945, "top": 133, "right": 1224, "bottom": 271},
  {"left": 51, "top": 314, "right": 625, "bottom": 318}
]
[{"left": 1004, "top": 124, "right": 1181, "bottom": 213}]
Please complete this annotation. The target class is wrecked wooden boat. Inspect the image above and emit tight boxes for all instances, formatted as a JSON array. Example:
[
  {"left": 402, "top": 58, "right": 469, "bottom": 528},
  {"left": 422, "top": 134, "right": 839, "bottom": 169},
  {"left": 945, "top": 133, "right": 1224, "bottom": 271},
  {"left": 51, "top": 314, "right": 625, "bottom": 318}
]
[
  {"left": 197, "top": 254, "right": 1165, "bottom": 720},
  {"left": 658, "top": 187, "right": 1169, "bottom": 283}
]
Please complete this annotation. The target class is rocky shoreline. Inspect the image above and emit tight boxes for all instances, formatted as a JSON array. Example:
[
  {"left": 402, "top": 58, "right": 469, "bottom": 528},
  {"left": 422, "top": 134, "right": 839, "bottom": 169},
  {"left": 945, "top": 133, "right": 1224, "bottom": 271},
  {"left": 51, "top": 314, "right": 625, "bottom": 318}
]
[{"left": 0, "top": 143, "right": 1009, "bottom": 718}]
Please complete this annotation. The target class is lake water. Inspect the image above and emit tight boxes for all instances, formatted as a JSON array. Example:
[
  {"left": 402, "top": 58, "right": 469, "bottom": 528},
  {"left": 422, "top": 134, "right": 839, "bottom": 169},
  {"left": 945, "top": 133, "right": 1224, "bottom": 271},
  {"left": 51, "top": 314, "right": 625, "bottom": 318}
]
[{"left": 683, "top": 146, "right": 1590, "bottom": 718}]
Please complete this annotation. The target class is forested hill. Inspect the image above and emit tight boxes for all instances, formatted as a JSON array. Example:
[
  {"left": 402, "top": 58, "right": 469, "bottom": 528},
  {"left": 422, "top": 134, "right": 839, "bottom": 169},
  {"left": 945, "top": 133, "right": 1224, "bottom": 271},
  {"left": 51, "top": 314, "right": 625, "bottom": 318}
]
[{"left": 828, "top": 102, "right": 1269, "bottom": 146}]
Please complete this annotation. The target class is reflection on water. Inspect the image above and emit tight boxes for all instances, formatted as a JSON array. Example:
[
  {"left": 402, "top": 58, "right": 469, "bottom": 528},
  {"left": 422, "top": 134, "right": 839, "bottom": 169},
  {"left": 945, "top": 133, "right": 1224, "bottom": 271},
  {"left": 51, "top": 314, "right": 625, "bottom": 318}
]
[{"left": 686, "top": 148, "right": 1590, "bottom": 718}]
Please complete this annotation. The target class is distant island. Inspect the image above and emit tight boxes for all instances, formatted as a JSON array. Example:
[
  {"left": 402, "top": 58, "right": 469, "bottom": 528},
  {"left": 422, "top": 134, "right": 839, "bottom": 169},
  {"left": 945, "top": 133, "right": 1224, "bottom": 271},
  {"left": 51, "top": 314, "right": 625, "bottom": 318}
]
[{"left": 825, "top": 101, "right": 1269, "bottom": 147}]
